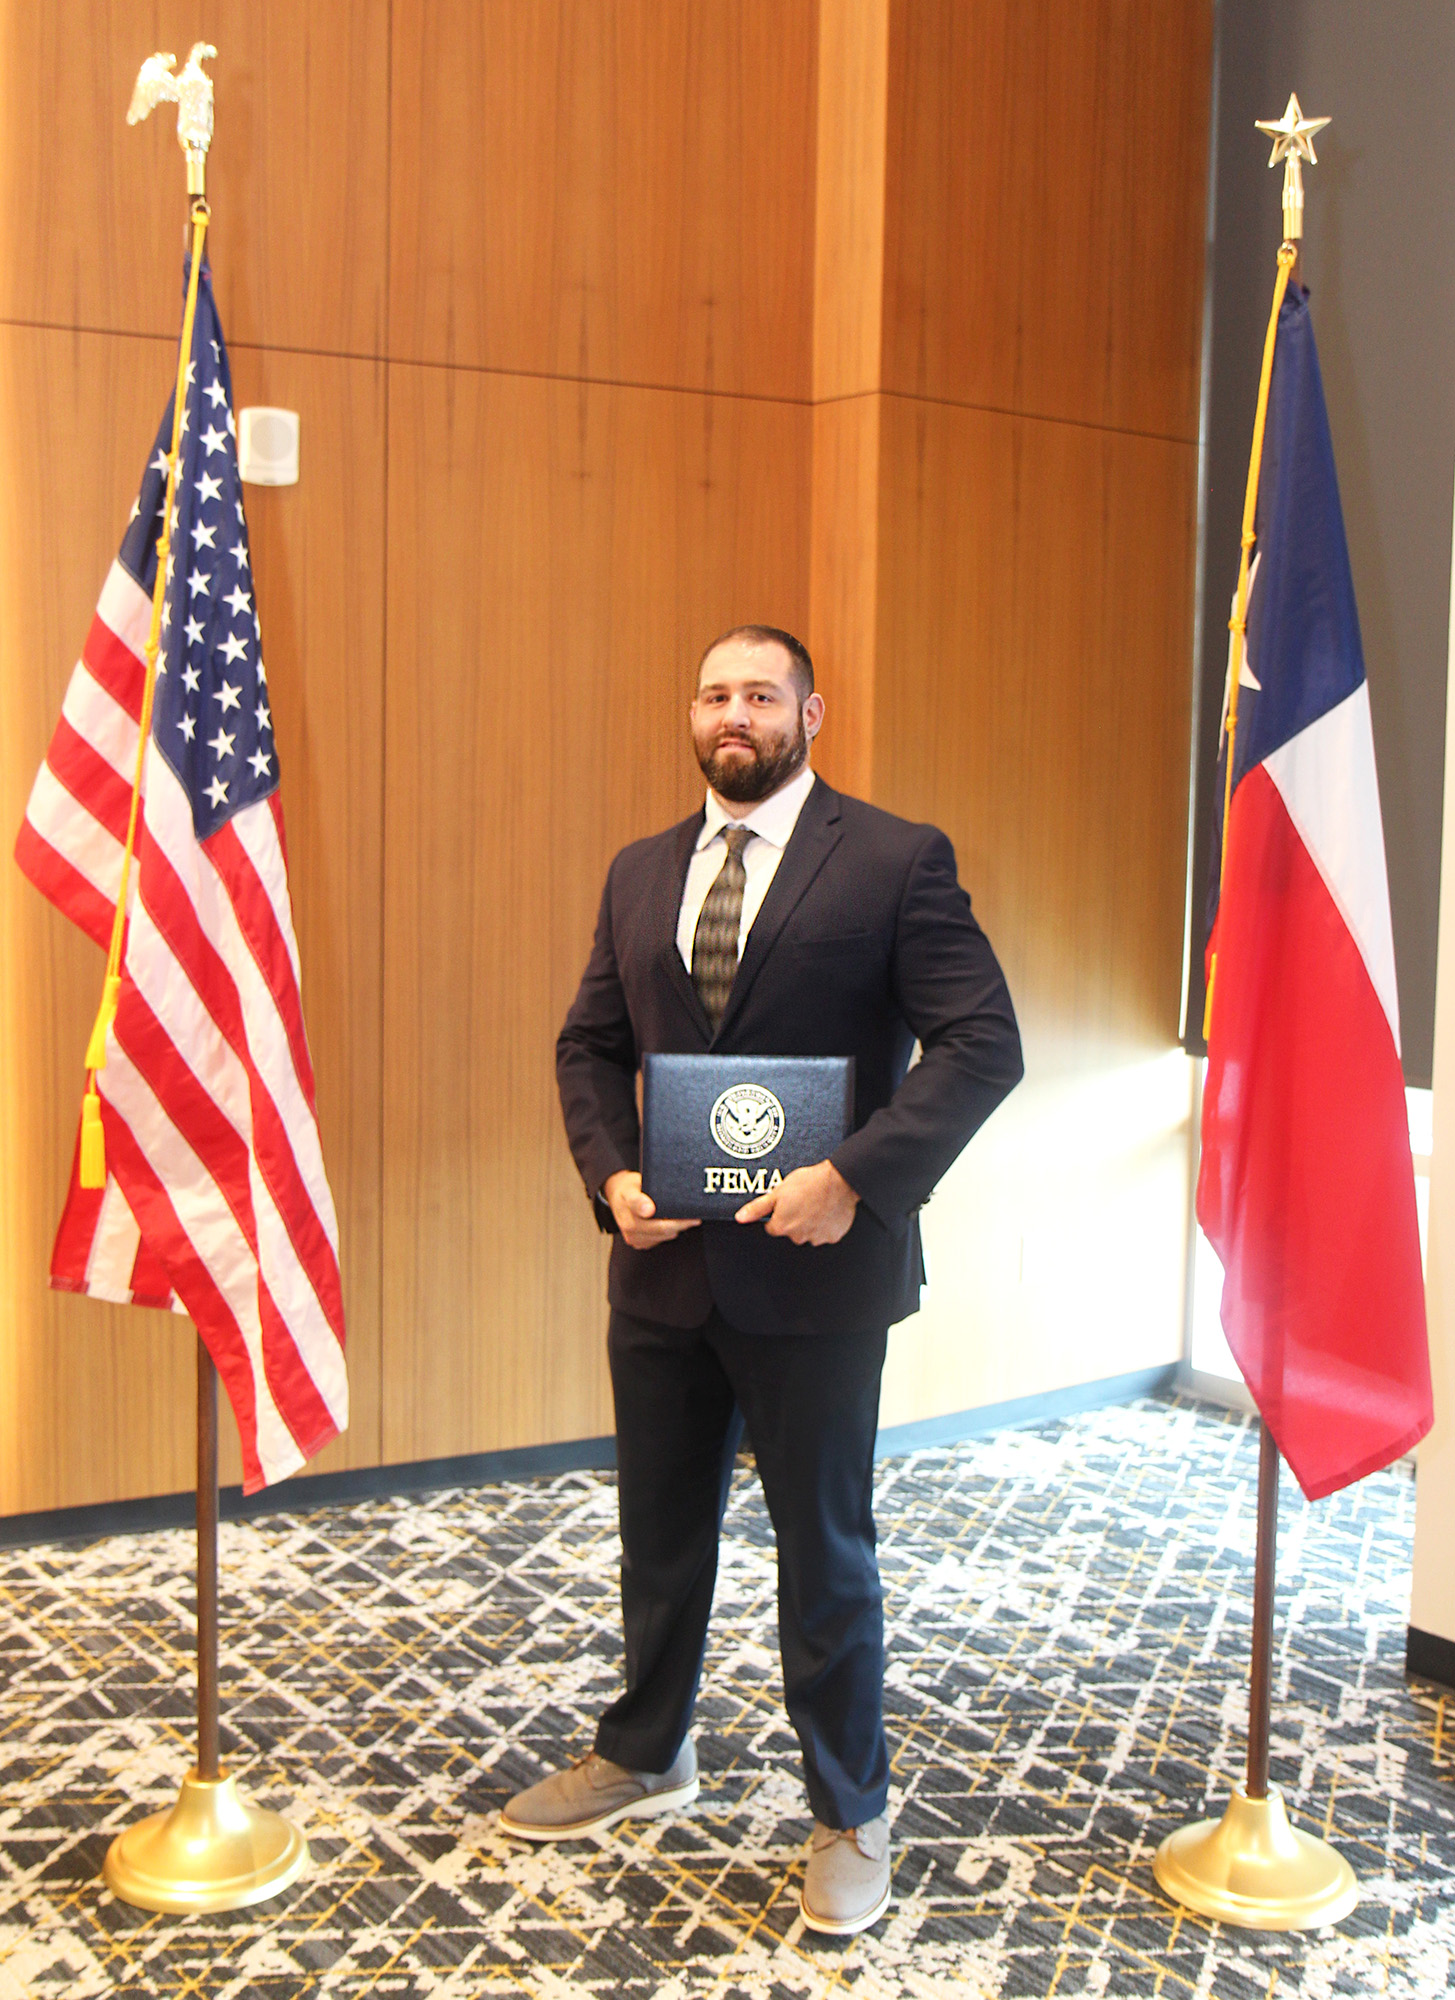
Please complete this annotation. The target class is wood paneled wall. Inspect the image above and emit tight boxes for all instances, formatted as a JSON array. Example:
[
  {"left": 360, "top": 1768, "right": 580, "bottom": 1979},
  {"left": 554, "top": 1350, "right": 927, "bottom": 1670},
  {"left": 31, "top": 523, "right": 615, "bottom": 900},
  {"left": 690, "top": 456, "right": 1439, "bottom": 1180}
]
[
  {"left": 381, "top": 370, "right": 808, "bottom": 1463},
  {"left": 0, "top": 1, "right": 1211, "bottom": 1517},
  {"left": 881, "top": 0, "right": 1208, "bottom": 435},
  {"left": 0, "top": 329, "right": 197, "bottom": 1511},
  {"left": 870, "top": 0, "right": 1212, "bottom": 1421},
  {"left": 0, "top": 3, "right": 390, "bottom": 351},
  {"left": 389, "top": 0, "right": 817, "bottom": 396}
]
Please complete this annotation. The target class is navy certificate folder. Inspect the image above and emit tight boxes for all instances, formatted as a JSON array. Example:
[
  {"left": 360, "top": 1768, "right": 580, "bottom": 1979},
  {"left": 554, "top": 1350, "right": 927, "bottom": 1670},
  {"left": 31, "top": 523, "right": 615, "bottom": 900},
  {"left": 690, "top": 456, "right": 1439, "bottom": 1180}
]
[{"left": 640, "top": 1054, "right": 856, "bottom": 1221}]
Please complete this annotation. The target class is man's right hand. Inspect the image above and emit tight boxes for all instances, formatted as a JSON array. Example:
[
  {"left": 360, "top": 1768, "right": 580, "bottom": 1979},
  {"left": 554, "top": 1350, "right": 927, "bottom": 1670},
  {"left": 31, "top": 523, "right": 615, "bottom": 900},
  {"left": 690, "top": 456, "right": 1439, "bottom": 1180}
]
[{"left": 603, "top": 1170, "right": 701, "bottom": 1249}]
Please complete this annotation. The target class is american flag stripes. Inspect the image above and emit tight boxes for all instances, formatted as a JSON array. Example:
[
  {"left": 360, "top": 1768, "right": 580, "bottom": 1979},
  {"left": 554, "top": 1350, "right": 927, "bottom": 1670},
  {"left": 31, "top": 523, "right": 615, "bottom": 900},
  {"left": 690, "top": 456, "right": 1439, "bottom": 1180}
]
[{"left": 15, "top": 260, "right": 347, "bottom": 1492}]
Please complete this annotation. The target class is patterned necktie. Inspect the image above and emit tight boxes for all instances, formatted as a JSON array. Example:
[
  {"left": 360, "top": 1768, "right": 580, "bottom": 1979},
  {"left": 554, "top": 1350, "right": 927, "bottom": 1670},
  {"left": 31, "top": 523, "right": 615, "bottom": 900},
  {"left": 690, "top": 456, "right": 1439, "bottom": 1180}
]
[{"left": 692, "top": 826, "right": 751, "bottom": 1030}]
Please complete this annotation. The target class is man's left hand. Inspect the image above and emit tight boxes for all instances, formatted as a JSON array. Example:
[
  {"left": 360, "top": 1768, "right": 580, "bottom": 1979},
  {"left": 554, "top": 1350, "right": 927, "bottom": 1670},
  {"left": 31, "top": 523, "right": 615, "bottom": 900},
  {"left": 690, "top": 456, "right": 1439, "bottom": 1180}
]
[{"left": 735, "top": 1159, "right": 859, "bottom": 1245}]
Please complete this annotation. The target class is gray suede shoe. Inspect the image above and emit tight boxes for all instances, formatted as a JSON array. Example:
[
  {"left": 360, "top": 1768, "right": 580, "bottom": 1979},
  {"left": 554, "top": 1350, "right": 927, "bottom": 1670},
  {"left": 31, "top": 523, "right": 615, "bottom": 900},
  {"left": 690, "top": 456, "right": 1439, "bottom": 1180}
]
[
  {"left": 800, "top": 1813, "right": 892, "bottom": 1935},
  {"left": 498, "top": 1739, "right": 698, "bottom": 1841}
]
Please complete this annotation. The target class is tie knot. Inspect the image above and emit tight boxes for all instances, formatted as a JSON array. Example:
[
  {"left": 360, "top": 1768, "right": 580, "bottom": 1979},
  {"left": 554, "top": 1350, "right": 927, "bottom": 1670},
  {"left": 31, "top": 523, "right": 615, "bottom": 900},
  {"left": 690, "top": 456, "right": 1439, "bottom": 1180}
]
[{"left": 723, "top": 826, "right": 750, "bottom": 860}]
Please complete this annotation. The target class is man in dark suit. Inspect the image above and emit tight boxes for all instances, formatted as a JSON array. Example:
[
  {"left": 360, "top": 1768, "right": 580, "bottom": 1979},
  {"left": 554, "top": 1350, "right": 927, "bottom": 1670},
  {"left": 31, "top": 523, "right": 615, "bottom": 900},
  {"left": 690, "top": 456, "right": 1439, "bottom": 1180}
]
[{"left": 501, "top": 625, "right": 1022, "bottom": 1934}]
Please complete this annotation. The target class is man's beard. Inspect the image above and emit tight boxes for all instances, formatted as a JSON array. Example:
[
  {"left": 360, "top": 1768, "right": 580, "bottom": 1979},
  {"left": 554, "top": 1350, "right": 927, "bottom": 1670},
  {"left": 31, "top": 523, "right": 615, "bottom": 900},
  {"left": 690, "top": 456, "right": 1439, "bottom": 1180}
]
[{"left": 695, "top": 710, "right": 808, "bottom": 803}]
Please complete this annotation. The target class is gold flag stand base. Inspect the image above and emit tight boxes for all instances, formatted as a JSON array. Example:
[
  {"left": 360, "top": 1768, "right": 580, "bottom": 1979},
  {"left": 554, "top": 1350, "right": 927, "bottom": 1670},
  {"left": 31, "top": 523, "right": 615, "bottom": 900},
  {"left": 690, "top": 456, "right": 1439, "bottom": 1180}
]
[
  {"left": 103, "top": 1768, "right": 308, "bottom": 1915},
  {"left": 1153, "top": 1784, "right": 1357, "bottom": 1932},
  {"left": 101, "top": 1347, "right": 309, "bottom": 1916},
  {"left": 1155, "top": 1432, "right": 1357, "bottom": 1933}
]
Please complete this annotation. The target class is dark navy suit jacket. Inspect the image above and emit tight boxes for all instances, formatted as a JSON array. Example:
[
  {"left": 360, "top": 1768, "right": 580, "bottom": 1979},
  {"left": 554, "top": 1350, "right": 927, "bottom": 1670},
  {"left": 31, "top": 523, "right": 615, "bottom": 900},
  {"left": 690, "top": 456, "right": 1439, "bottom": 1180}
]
[{"left": 556, "top": 777, "right": 1024, "bottom": 1336}]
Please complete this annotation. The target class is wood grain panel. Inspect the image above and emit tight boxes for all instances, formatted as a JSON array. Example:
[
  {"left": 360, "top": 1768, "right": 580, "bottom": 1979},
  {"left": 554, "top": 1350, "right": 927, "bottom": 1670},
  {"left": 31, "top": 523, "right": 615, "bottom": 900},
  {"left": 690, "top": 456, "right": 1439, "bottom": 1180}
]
[
  {"left": 0, "top": 326, "right": 195, "bottom": 1515},
  {"left": 870, "top": 395, "right": 1198, "bottom": 1430},
  {"left": 0, "top": 327, "right": 384, "bottom": 1514},
  {"left": 807, "top": 393, "right": 879, "bottom": 799},
  {"left": 882, "top": 0, "right": 1212, "bottom": 439},
  {"left": 813, "top": 0, "right": 890, "bottom": 401},
  {"left": 382, "top": 366, "right": 810, "bottom": 1464},
  {"left": 1, "top": 0, "right": 1216, "bottom": 1517},
  {"left": 0, "top": 0, "right": 388, "bottom": 355},
  {"left": 218, "top": 345, "right": 386, "bottom": 1486},
  {"left": 389, "top": 0, "right": 816, "bottom": 398},
  {"left": 871, "top": 394, "right": 1197, "bottom": 1050}
]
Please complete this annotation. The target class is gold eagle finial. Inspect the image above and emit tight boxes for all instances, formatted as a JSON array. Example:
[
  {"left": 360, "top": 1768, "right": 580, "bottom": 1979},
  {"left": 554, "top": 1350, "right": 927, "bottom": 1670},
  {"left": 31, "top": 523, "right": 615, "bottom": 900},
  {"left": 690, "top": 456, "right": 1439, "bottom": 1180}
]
[{"left": 127, "top": 43, "right": 218, "bottom": 195}]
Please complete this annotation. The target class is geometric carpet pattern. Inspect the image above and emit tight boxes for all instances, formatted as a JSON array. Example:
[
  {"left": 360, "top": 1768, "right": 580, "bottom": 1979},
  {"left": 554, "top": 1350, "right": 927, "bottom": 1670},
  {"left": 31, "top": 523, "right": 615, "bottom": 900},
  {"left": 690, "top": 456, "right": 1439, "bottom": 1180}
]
[{"left": 0, "top": 1395, "right": 1451, "bottom": 1997}]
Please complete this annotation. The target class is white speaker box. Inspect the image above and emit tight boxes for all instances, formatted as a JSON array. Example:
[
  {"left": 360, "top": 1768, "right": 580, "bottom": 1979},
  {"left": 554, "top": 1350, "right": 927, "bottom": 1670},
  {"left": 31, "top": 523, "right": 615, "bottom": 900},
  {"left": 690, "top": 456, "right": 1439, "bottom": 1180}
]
[{"left": 238, "top": 406, "right": 300, "bottom": 486}]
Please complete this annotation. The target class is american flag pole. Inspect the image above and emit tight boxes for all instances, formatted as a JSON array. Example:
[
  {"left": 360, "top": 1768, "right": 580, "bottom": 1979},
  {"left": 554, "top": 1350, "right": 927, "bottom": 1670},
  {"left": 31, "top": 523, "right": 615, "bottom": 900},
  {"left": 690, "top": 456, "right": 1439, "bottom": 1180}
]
[
  {"left": 73, "top": 48, "right": 313, "bottom": 1913},
  {"left": 79, "top": 176, "right": 236, "bottom": 1859},
  {"left": 16, "top": 28, "right": 348, "bottom": 1917}
]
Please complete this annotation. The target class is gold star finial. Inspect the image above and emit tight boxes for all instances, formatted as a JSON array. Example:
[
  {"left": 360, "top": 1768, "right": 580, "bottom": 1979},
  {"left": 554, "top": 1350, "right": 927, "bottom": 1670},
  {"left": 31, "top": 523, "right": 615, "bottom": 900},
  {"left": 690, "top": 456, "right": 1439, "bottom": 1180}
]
[
  {"left": 1255, "top": 93, "right": 1331, "bottom": 167},
  {"left": 1254, "top": 93, "right": 1330, "bottom": 242}
]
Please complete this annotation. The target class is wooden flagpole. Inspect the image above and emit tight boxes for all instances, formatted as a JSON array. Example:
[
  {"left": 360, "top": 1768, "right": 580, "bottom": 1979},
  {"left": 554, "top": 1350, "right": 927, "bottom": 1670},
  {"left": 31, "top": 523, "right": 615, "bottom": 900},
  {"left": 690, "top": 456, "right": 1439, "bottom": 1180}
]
[
  {"left": 1243, "top": 1423, "right": 1279, "bottom": 1802},
  {"left": 196, "top": 1340, "right": 221, "bottom": 1785}
]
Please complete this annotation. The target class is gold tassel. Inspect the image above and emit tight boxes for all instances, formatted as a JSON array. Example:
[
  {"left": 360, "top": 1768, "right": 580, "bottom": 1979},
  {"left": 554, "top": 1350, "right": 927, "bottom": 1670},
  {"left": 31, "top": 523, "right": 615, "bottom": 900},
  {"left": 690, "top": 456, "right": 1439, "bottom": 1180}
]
[
  {"left": 80, "top": 1091, "right": 106, "bottom": 1189},
  {"left": 1202, "top": 955, "right": 1216, "bottom": 1041},
  {"left": 83, "top": 973, "right": 121, "bottom": 1071}
]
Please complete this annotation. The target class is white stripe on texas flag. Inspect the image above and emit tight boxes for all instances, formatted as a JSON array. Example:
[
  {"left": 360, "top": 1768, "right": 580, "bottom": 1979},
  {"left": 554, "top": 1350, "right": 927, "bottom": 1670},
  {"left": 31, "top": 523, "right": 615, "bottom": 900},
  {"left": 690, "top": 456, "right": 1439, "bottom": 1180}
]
[{"left": 1263, "top": 681, "right": 1400, "bottom": 1053}]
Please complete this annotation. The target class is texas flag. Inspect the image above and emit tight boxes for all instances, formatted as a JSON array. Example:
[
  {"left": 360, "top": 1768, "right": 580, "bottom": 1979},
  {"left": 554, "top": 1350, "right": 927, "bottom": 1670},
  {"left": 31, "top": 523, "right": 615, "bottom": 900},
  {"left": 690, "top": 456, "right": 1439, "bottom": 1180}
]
[{"left": 1198, "top": 280, "right": 1433, "bottom": 1500}]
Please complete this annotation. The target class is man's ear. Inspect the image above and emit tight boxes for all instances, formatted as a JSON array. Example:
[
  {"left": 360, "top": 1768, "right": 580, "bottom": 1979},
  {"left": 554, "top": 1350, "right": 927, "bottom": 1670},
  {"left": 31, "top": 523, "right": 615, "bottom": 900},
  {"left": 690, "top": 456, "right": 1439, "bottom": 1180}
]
[{"left": 803, "top": 692, "right": 825, "bottom": 740}]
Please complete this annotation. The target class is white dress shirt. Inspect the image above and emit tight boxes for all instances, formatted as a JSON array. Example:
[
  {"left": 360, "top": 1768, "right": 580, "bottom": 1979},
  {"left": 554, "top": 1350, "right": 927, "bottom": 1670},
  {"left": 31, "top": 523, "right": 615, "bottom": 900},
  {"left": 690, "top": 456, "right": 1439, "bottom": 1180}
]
[{"left": 675, "top": 764, "right": 817, "bottom": 972}]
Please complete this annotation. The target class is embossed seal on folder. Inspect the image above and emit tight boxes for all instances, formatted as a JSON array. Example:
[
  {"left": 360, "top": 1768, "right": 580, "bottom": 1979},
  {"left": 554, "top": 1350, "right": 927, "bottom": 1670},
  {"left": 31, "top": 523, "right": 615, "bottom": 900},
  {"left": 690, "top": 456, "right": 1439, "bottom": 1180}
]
[{"left": 641, "top": 1055, "right": 855, "bottom": 1220}]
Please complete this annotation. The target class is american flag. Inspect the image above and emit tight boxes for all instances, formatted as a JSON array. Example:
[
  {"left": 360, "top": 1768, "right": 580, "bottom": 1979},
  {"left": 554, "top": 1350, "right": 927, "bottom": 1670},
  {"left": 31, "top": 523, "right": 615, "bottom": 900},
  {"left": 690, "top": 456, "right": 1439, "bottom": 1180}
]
[{"left": 14, "top": 260, "right": 348, "bottom": 1492}]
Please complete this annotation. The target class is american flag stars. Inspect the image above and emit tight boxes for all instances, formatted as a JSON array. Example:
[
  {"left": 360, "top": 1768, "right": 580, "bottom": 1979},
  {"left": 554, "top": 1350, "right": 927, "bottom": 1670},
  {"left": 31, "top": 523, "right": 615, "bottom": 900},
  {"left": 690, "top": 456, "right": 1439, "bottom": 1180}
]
[{"left": 118, "top": 261, "right": 277, "bottom": 839}]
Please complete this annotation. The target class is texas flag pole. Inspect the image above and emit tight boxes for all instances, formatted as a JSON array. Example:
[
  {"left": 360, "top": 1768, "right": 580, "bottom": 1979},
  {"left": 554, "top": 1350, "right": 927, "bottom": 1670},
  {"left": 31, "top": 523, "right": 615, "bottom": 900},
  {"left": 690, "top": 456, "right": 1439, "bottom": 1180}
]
[{"left": 1154, "top": 97, "right": 1433, "bottom": 1930}]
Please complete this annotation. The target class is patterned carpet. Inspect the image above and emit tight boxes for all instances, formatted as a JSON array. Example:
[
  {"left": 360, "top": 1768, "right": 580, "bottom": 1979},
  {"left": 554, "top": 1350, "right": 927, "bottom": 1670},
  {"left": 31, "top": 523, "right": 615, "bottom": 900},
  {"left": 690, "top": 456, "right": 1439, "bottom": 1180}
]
[{"left": 0, "top": 1395, "right": 1451, "bottom": 1998}]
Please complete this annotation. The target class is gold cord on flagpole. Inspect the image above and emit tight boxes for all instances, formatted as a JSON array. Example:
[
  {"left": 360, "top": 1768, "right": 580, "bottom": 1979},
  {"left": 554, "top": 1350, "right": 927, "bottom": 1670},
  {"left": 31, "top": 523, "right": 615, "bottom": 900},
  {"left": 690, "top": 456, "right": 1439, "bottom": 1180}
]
[
  {"left": 79, "top": 200, "right": 210, "bottom": 1188},
  {"left": 1201, "top": 241, "right": 1297, "bottom": 1043},
  {"left": 1202, "top": 92, "right": 1330, "bottom": 1043}
]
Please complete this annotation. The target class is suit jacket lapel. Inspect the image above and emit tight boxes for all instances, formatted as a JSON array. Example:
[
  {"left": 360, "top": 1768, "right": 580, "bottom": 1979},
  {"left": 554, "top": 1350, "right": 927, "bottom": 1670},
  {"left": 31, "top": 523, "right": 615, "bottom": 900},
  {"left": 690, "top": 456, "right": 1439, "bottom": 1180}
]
[
  {"left": 713, "top": 778, "right": 843, "bottom": 1043},
  {"left": 659, "top": 811, "right": 714, "bottom": 1041}
]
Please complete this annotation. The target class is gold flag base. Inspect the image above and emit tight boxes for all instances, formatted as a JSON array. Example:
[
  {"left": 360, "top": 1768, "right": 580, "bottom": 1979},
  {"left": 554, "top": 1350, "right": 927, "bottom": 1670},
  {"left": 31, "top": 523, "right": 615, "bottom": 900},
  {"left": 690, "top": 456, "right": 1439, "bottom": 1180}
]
[
  {"left": 1153, "top": 1784, "right": 1357, "bottom": 1932},
  {"left": 103, "top": 1768, "right": 308, "bottom": 1914}
]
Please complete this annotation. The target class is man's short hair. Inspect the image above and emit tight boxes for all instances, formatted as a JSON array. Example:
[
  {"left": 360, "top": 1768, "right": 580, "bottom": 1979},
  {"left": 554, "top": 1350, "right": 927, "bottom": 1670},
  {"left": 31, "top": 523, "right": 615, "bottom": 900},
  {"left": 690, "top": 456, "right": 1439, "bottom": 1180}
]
[{"left": 697, "top": 624, "right": 815, "bottom": 702}]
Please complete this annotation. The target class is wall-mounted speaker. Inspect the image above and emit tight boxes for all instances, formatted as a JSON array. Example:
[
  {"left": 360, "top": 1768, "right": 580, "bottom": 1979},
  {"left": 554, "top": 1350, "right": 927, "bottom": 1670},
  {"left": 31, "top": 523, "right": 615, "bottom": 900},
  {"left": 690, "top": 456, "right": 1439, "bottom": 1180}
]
[{"left": 238, "top": 407, "right": 301, "bottom": 487}]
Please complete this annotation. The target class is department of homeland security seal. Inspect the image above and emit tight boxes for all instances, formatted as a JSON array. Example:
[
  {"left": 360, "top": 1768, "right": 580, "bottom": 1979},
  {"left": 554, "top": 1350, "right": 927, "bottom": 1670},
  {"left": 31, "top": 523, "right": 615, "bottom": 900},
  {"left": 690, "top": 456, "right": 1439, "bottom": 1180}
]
[{"left": 710, "top": 1083, "right": 786, "bottom": 1159}]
